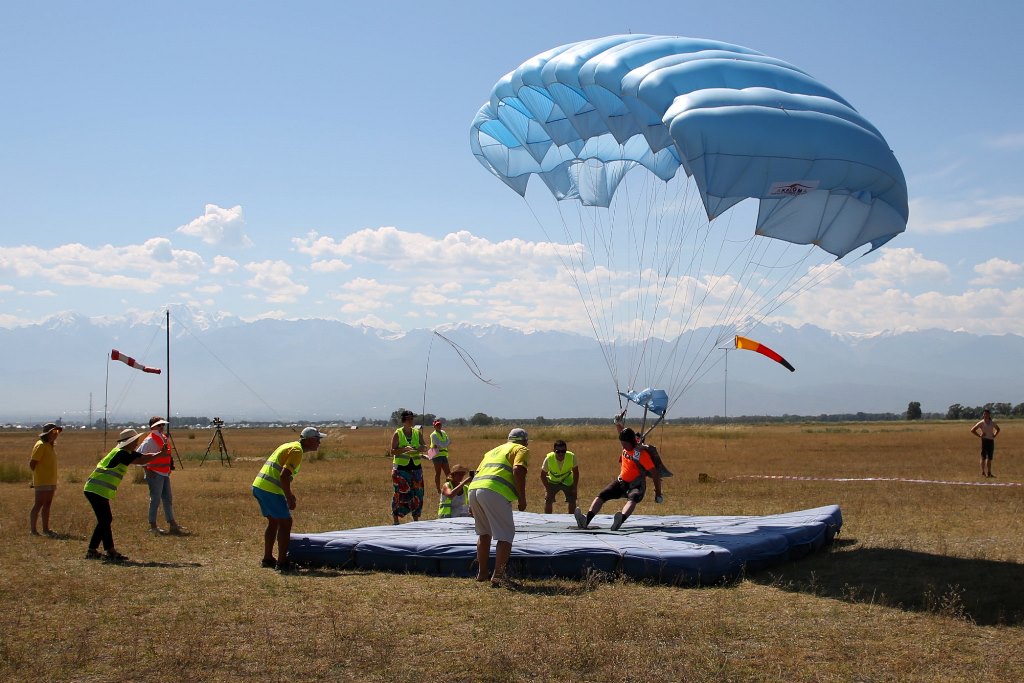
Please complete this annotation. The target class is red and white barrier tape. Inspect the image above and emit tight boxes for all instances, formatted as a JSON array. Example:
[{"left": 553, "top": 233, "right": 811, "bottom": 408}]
[{"left": 732, "top": 475, "right": 1021, "bottom": 488}]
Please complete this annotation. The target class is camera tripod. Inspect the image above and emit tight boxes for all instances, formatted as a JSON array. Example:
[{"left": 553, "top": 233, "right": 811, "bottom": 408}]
[{"left": 200, "top": 421, "right": 232, "bottom": 467}]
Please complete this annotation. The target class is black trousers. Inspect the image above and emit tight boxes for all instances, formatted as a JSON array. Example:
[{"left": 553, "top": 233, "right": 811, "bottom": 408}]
[{"left": 84, "top": 491, "right": 114, "bottom": 551}]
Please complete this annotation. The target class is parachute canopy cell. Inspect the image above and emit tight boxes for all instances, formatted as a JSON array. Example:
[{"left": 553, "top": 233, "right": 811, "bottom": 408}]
[{"left": 470, "top": 34, "right": 909, "bottom": 258}]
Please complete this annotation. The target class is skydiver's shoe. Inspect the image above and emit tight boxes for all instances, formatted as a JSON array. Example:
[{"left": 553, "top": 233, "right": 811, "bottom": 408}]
[
  {"left": 573, "top": 508, "right": 589, "bottom": 529},
  {"left": 611, "top": 512, "right": 625, "bottom": 531}
]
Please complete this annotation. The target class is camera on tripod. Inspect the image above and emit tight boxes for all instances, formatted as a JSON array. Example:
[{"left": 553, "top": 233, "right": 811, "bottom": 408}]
[{"left": 201, "top": 417, "right": 231, "bottom": 467}]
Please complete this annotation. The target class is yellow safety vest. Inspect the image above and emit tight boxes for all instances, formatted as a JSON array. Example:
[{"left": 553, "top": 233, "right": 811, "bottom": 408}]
[
  {"left": 543, "top": 450, "right": 576, "bottom": 485},
  {"left": 437, "top": 478, "right": 470, "bottom": 518},
  {"left": 468, "top": 442, "right": 527, "bottom": 503},
  {"left": 430, "top": 429, "right": 450, "bottom": 458},
  {"left": 252, "top": 441, "right": 303, "bottom": 495},
  {"left": 393, "top": 428, "right": 422, "bottom": 467},
  {"left": 83, "top": 447, "right": 129, "bottom": 500}
]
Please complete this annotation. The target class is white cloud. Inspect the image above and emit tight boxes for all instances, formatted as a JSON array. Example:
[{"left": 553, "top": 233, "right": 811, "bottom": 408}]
[
  {"left": 860, "top": 247, "right": 950, "bottom": 285},
  {"left": 244, "top": 260, "right": 308, "bottom": 303},
  {"left": 210, "top": 255, "right": 239, "bottom": 274},
  {"left": 908, "top": 195, "right": 1024, "bottom": 234},
  {"left": 309, "top": 259, "right": 351, "bottom": 273},
  {"left": 195, "top": 284, "right": 223, "bottom": 294},
  {"left": 294, "top": 227, "right": 567, "bottom": 275},
  {"left": 176, "top": 204, "right": 253, "bottom": 248},
  {"left": 971, "top": 258, "right": 1023, "bottom": 286},
  {"left": 985, "top": 132, "right": 1024, "bottom": 150},
  {"left": 330, "top": 277, "right": 407, "bottom": 314},
  {"left": 0, "top": 239, "right": 206, "bottom": 292}
]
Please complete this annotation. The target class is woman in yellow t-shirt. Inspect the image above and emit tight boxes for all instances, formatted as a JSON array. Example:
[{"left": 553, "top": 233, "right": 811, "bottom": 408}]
[{"left": 29, "top": 423, "right": 63, "bottom": 536}]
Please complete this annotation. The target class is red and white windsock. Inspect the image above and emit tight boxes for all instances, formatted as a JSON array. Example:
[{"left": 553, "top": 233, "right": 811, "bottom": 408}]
[{"left": 110, "top": 349, "right": 161, "bottom": 374}]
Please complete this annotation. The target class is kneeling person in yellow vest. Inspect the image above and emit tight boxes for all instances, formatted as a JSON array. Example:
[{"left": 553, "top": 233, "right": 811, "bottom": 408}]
[
  {"left": 467, "top": 428, "right": 529, "bottom": 587},
  {"left": 437, "top": 464, "right": 473, "bottom": 519},
  {"left": 540, "top": 439, "right": 579, "bottom": 514},
  {"left": 83, "top": 428, "right": 165, "bottom": 562},
  {"left": 252, "top": 427, "right": 326, "bottom": 571}
]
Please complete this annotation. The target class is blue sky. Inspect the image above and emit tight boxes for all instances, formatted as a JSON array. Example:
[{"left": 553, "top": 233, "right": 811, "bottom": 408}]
[{"left": 2, "top": 1, "right": 1023, "bottom": 338}]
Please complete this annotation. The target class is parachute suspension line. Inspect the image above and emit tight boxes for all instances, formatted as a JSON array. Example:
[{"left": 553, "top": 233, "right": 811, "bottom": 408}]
[
  {"left": 169, "top": 310, "right": 292, "bottom": 425},
  {"left": 420, "top": 332, "right": 434, "bottom": 422},
  {"left": 522, "top": 192, "right": 626, "bottom": 397},
  {"left": 432, "top": 331, "right": 499, "bottom": 387}
]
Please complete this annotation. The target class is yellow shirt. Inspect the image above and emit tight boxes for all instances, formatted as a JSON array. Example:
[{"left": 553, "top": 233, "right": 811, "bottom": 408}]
[{"left": 30, "top": 440, "right": 58, "bottom": 486}]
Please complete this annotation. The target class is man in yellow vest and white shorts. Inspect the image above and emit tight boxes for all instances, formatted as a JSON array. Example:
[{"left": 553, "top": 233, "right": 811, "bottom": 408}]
[{"left": 467, "top": 428, "right": 529, "bottom": 587}]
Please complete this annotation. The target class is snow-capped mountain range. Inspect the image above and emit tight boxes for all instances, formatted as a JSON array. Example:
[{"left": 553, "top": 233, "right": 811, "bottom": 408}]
[{"left": 2, "top": 309, "right": 1021, "bottom": 423}]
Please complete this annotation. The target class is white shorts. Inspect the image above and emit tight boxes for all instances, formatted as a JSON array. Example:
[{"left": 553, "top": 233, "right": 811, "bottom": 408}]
[{"left": 469, "top": 488, "right": 516, "bottom": 543}]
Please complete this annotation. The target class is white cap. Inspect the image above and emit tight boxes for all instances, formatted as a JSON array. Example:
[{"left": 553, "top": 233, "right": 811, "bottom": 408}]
[
  {"left": 507, "top": 428, "right": 528, "bottom": 444},
  {"left": 300, "top": 427, "right": 326, "bottom": 440}
]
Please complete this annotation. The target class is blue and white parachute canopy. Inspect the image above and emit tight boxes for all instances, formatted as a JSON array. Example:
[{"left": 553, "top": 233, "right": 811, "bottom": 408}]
[
  {"left": 470, "top": 34, "right": 908, "bottom": 258},
  {"left": 619, "top": 388, "right": 669, "bottom": 416}
]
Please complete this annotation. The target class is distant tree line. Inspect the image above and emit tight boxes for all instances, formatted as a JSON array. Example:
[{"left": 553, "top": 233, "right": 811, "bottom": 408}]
[{"left": 944, "top": 402, "right": 1024, "bottom": 420}]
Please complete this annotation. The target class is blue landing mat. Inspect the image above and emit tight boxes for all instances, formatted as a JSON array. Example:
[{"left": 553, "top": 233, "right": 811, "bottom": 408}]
[{"left": 289, "top": 505, "right": 842, "bottom": 584}]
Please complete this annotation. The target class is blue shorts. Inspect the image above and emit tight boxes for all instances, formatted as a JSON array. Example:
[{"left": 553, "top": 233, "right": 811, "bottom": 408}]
[{"left": 252, "top": 486, "right": 291, "bottom": 519}]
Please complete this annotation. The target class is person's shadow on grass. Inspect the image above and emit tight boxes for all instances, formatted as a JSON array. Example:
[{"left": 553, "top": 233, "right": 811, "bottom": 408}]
[{"left": 751, "top": 539, "right": 1024, "bottom": 626}]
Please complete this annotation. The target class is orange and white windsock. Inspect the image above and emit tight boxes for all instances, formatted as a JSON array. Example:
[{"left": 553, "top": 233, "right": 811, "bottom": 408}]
[{"left": 110, "top": 349, "right": 161, "bottom": 374}]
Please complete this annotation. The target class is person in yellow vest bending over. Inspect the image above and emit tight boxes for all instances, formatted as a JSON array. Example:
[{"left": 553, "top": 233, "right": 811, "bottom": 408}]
[
  {"left": 252, "top": 427, "right": 326, "bottom": 571},
  {"left": 540, "top": 440, "right": 579, "bottom": 514},
  {"left": 390, "top": 410, "right": 426, "bottom": 525},
  {"left": 467, "top": 428, "right": 529, "bottom": 587},
  {"left": 437, "top": 464, "right": 472, "bottom": 519},
  {"left": 138, "top": 416, "right": 186, "bottom": 535},
  {"left": 83, "top": 428, "right": 164, "bottom": 562}
]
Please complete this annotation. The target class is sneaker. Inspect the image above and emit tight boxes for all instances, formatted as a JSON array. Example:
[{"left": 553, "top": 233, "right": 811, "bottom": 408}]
[
  {"left": 149, "top": 527, "right": 167, "bottom": 535},
  {"left": 43, "top": 530, "right": 60, "bottom": 538},
  {"left": 611, "top": 512, "right": 624, "bottom": 531},
  {"left": 260, "top": 557, "right": 277, "bottom": 568},
  {"left": 573, "top": 507, "right": 589, "bottom": 529},
  {"left": 275, "top": 560, "right": 295, "bottom": 572},
  {"left": 85, "top": 548, "right": 103, "bottom": 560},
  {"left": 104, "top": 551, "right": 129, "bottom": 563},
  {"left": 168, "top": 525, "right": 187, "bottom": 535}
]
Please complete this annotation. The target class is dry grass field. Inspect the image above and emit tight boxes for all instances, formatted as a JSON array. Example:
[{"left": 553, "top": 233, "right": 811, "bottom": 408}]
[{"left": 1, "top": 421, "right": 1022, "bottom": 682}]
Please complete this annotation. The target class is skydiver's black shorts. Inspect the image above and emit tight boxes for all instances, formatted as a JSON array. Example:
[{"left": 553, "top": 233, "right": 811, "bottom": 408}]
[
  {"left": 597, "top": 477, "right": 646, "bottom": 503},
  {"left": 981, "top": 438, "right": 994, "bottom": 460}
]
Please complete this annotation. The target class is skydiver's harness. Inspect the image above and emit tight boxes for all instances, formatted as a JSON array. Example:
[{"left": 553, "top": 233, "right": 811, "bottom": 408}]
[{"left": 618, "top": 448, "right": 654, "bottom": 489}]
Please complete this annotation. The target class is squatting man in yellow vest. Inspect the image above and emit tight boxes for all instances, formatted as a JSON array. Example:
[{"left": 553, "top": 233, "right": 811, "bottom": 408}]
[
  {"left": 467, "top": 428, "right": 529, "bottom": 587},
  {"left": 252, "top": 427, "right": 326, "bottom": 571},
  {"left": 540, "top": 439, "right": 579, "bottom": 514}
]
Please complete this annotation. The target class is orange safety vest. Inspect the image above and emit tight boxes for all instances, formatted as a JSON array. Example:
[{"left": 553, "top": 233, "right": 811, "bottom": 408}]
[{"left": 143, "top": 431, "right": 172, "bottom": 475}]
